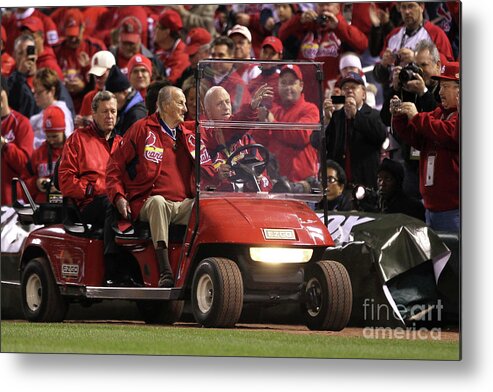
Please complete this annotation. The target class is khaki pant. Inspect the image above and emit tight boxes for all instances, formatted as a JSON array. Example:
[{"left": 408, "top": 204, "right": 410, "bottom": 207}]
[{"left": 139, "top": 195, "right": 194, "bottom": 249}]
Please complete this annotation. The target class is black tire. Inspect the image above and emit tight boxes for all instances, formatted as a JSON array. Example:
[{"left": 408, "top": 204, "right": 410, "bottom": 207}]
[
  {"left": 136, "top": 300, "right": 184, "bottom": 324},
  {"left": 21, "top": 257, "right": 68, "bottom": 322},
  {"left": 303, "top": 260, "right": 352, "bottom": 331},
  {"left": 191, "top": 257, "right": 243, "bottom": 328}
]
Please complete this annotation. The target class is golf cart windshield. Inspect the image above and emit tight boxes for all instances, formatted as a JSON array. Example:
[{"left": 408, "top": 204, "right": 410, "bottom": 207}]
[{"left": 195, "top": 59, "right": 325, "bottom": 204}]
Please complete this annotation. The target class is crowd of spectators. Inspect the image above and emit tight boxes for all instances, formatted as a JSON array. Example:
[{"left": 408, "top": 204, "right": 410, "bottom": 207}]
[{"left": 1, "top": 2, "right": 461, "bottom": 234}]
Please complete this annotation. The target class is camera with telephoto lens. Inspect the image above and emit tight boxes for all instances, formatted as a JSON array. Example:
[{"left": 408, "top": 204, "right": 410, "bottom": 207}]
[
  {"left": 399, "top": 62, "right": 424, "bottom": 84},
  {"left": 316, "top": 14, "right": 329, "bottom": 25},
  {"left": 352, "top": 184, "right": 381, "bottom": 212}
]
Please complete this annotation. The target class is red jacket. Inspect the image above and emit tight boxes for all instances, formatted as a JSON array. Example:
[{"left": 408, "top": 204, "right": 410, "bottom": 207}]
[
  {"left": 392, "top": 107, "right": 459, "bottom": 212},
  {"left": 106, "top": 113, "right": 215, "bottom": 219},
  {"left": 25, "top": 142, "right": 63, "bottom": 204},
  {"left": 255, "top": 95, "right": 320, "bottom": 182},
  {"left": 1, "top": 109, "right": 34, "bottom": 206},
  {"left": 156, "top": 39, "right": 191, "bottom": 84},
  {"left": 37, "top": 46, "right": 64, "bottom": 80},
  {"left": 279, "top": 12, "right": 368, "bottom": 103},
  {"left": 58, "top": 123, "right": 122, "bottom": 210}
]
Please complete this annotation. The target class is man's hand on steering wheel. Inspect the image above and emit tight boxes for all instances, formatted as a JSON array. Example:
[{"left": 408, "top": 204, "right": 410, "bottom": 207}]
[{"left": 225, "top": 144, "right": 270, "bottom": 184}]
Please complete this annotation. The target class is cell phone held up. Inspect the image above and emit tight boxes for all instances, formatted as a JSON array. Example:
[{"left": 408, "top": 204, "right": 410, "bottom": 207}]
[
  {"left": 331, "top": 95, "right": 346, "bottom": 105},
  {"left": 26, "top": 45, "right": 36, "bottom": 59}
]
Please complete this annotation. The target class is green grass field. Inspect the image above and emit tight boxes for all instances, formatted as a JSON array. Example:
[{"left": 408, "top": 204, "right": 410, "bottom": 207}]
[{"left": 1, "top": 321, "right": 460, "bottom": 360}]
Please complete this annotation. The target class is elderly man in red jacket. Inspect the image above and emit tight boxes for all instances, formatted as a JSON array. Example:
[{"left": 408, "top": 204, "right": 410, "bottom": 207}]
[
  {"left": 390, "top": 62, "right": 459, "bottom": 233},
  {"left": 58, "top": 90, "right": 124, "bottom": 286},
  {"left": 106, "top": 85, "right": 215, "bottom": 288}
]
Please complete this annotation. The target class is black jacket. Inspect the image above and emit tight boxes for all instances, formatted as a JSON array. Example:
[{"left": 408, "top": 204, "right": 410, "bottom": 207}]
[
  {"left": 115, "top": 90, "right": 147, "bottom": 136},
  {"left": 325, "top": 104, "right": 387, "bottom": 189}
]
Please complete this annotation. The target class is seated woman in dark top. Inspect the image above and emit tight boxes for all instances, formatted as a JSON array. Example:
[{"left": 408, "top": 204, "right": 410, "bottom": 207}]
[{"left": 323, "top": 159, "right": 353, "bottom": 212}]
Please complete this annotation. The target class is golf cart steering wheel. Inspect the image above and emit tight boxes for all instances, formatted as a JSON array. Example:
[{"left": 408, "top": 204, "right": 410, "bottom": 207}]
[{"left": 225, "top": 143, "right": 270, "bottom": 185}]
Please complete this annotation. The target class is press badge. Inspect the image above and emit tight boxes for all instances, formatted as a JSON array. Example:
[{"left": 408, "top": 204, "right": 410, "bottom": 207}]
[{"left": 425, "top": 154, "right": 436, "bottom": 186}]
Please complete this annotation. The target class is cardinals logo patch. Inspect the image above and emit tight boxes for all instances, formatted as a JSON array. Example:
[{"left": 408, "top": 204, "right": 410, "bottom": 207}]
[{"left": 144, "top": 132, "right": 163, "bottom": 163}]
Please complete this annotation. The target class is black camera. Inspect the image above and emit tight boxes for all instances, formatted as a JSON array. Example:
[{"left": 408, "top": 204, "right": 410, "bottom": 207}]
[
  {"left": 41, "top": 178, "right": 52, "bottom": 191},
  {"left": 352, "top": 184, "right": 381, "bottom": 212},
  {"left": 399, "top": 62, "right": 424, "bottom": 84},
  {"left": 316, "top": 14, "right": 329, "bottom": 25},
  {"left": 26, "top": 45, "right": 36, "bottom": 57}
]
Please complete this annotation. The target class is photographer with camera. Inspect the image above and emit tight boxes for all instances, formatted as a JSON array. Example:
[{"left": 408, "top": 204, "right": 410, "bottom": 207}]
[
  {"left": 380, "top": 40, "right": 443, "bottom": 198},
  {"left": 25, "top": 105, "right": 65, "bottom": 204},
  {"left": 372, "top": 1, "right": 453, "bottom": 88},
  {"left": 390, "top": 62, "right": 459, "bottom": 233},
  {"left": 278, "top": 2, "right": 368, "bottom": 104},
  {"left": 321, "top": 72, "right": 387, "bottom": 190}
]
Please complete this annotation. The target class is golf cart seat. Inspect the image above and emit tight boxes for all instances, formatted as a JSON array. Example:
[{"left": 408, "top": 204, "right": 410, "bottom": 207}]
[
  {"left": 11, "top": 178, "right": 63, "bottom": 226},
  {"left": 114, "top": 220, "right": 187, "bottom": 244},
  {"left": 62, "top": 197, "right": 104, "bottom": 239}
]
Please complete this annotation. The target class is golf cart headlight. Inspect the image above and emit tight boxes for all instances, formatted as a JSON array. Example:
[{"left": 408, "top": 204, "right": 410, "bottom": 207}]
[{"left": 249, "top": 247, "right": 313, "bottom": 264}]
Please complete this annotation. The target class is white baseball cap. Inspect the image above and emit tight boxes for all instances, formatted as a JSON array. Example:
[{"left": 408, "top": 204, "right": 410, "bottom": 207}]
[
  {"left": 89, "top": 51, "right": 116, "bottom": 77},
  {"left": 227, "top": 24, "right": 252, "bottom": 43}
]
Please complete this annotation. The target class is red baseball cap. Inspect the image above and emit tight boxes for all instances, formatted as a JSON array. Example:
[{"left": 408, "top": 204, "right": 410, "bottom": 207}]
[
  {"left": 43, "top": 106, "right": 65, "bottom": 133},
  {"left": 64, "top": 9, "right": 84, "bottom": 37},
  {"left": 185, "top": 27, "right": 212, "bottom": 55},
  {"left": 432, "top": 61, "right": 460, "bottom": 82},
  {"left": 158, "top": 9, "right": 183, "bottom": 32},
  {"left": 280, "top": 64, "right": 303, "bottom": 81},
  {"left": 127, "top": 54, "right": 152, "bottom": 75},
  {"left": 20, "top": 16, "right": 44, "bottom": 34},
  {"left": 119, "top": 16, "right": 142, "bottom": 44},
  {"left": 261, "top": 36, "right": 283, "bottom": 54}
]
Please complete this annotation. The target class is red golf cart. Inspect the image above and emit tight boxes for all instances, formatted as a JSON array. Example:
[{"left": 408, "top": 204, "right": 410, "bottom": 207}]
[{"left": 7, "top": 60, "right": 352, "bottom": 330}]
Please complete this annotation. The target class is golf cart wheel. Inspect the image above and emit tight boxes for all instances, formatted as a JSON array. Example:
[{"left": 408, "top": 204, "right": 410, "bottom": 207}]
[
  {"left": 137, "top": 300, "right": 185, "bottom": 324},
  {"left": 21, "top": 257, "right": 68, "bottom": 322},
  {"left": 303, "top": 260, "right": 352, "bottom": 331},
  {"left": 192, "top": 257, "right": 243, "bottom": 328}
]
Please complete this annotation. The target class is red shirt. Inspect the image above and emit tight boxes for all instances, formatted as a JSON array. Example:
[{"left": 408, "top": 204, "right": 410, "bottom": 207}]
[
  {"left": 279, "top": 12, "right": 368, "bottom": 103},
  {"left": 1, "top": 52, "right": 16, "bottom": 77},
  {"left": 1, "top": 109, "right": 34, "bottom": 206},
  {"left": 255, "top": 95, "right": 320, "bottom": 182},
  {"left": 37, "top": 45, "right": 64, "bottom": 80},
  {"left": 156, "top": 39, "right": 191, "bottom": 84}
]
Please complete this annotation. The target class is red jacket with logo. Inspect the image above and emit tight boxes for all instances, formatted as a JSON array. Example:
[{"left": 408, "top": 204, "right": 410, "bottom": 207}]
[
  {"left": 1, "top": 109, "right": 34, "bottom": 205},
  {"left": 25, "top": 142, "right": 63, "bottom": 204},
  {"left": 279, "top": 12, "right": 368, "bottom": 103},
  {"left": 106, "top": 113, "right": 215, "bottom": 219},
  {"left": 58, "top": 123, "right": 122, "bottom": 210},
  {"left": 392, "top": 107, "right": 459, "bottom": 212}
]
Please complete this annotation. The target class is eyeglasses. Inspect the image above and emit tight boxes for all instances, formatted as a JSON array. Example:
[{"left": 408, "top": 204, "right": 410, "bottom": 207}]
[{"left": 327, "top": 176, "right": 339, "bottom": 184}]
